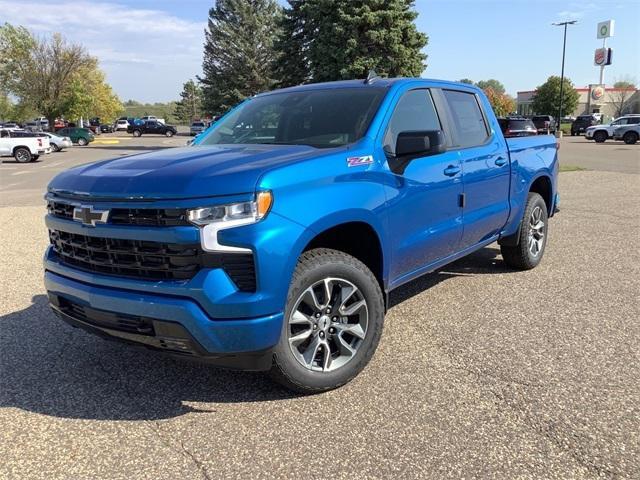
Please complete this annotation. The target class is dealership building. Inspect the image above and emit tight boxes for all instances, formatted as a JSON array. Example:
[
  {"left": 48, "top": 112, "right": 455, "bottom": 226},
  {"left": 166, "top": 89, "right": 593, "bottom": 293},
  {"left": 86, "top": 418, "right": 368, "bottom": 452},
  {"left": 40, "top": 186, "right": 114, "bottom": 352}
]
[{"left": 516, "top": 85, "right": 640, "bottom": 119}]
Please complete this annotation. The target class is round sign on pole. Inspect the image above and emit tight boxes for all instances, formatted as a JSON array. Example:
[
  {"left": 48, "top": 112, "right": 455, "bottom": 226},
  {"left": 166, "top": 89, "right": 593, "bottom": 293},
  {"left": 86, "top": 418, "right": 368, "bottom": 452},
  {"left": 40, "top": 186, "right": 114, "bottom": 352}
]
[
  {"left": 591, "top": 86, "right": 605, "bottom": 101},
  {"left": 597, "top": 20, "right": 614, "bottom": 39}
]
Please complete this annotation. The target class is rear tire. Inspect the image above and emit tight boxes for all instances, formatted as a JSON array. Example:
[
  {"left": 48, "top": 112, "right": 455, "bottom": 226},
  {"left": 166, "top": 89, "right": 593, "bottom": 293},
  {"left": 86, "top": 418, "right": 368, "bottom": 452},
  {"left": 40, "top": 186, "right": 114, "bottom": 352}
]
[
  {"left": 165, "top": 130, "right": 174, "bottom": 137},
  {"left": 593, "top": 131, "right": 607, "bottom": 143},
  {"left": 14, "top": 147, "right": 31, "bottom": 163},
  {"left": 133, "top": 130, "right": 142, "bottom": 137},
  {"left": 270, "top": 248, "right": 385, "bottom": 394},
  {"left": 500, "top": 192, "right": 548, "bottom": 270},
  {"left": 51, "top": 143, "right": 60, "bottom": 152},
  {"left": 623, "top": 131, "right": 638, "bottom": 145},
  {"left": 77, "top": 138, "right": 88, "bottom": 146}
]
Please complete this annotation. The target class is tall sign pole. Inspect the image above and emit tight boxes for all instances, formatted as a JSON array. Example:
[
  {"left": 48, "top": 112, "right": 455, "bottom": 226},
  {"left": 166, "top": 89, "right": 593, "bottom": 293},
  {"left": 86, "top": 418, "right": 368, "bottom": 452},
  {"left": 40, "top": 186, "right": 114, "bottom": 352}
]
[{"left": 552, "top": 21, "right": 577, "bottom": 132}]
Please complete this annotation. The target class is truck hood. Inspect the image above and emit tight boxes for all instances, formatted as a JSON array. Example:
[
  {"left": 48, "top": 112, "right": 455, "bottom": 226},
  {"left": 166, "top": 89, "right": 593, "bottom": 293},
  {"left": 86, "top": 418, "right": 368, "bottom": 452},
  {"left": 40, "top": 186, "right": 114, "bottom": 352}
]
[{"left": 48, "top": 144, "right": 324, "bottom": 200}]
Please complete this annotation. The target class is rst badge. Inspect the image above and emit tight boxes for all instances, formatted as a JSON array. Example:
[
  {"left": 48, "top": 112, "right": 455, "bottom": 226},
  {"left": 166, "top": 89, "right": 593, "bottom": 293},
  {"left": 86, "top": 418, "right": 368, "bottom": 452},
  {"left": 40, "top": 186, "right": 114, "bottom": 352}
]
[
  {"left": 72, "top": 205, "right": 110, "bottom": 226},
  {"left": 346, "top": 155, "right": 373, "bottom": 167}
]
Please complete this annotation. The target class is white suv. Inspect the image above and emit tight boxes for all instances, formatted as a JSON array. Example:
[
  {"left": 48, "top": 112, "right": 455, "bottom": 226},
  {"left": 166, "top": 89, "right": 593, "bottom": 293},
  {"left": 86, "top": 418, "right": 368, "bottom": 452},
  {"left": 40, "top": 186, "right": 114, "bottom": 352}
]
[{"left": 585, "top": 115, "right": 640, "bottom": 143}]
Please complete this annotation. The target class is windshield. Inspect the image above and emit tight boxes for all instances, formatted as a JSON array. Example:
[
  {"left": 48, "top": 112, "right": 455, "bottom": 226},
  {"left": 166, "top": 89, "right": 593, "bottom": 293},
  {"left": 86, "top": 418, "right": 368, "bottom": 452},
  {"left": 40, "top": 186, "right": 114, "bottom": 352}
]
[{"left": 199, "top": 87, "right": 386, "bottom": 148}]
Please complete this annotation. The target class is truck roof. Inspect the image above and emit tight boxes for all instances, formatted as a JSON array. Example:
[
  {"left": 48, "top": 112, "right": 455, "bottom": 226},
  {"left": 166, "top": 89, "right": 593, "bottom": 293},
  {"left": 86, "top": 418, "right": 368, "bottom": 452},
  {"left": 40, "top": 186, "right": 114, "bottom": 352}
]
[{"left": 257, "top": 78, "right": 481, "bottom": 97}]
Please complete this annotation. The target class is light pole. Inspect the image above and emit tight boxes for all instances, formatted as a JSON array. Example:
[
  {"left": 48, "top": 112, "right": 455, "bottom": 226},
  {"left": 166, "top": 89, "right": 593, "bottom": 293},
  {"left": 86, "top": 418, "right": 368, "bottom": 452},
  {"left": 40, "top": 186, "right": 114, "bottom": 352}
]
[{"left": 552, "top": 20, "right": 577, "bottom": 133}]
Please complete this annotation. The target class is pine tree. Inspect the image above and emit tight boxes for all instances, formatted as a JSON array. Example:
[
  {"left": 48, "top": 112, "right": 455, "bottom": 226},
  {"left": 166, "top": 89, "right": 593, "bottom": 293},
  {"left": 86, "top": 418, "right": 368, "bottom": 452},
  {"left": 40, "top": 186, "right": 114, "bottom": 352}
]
[
  {"left": 273, "top": 0, "right": 309, "bottom": 87},
  {"left": 174, "top": 79, "right": 203, "bottom": 124},
  {"left": 300, "top": 0, "right": 428, "bottom": 82},
  {"left": 200, "top": 0, "right": 281, "bottom": 115}
]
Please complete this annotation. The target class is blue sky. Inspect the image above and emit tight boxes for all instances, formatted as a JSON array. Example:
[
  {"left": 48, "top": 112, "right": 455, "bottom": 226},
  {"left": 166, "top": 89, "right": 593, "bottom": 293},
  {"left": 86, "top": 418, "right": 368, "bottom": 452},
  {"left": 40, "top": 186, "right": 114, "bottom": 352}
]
[{"left": 1, "top": 0, "right": 638, "bottom": 102}]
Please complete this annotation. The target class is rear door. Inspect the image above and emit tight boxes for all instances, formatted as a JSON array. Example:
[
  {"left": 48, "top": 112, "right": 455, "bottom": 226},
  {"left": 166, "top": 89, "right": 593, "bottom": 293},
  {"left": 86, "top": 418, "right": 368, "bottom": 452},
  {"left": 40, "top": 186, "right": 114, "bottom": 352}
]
[
  {"left": 381, "top": 88, "right": 464, "bottom": 283},
  {"left": 441, "top": 89, "right": 511, "bottom": 248}
]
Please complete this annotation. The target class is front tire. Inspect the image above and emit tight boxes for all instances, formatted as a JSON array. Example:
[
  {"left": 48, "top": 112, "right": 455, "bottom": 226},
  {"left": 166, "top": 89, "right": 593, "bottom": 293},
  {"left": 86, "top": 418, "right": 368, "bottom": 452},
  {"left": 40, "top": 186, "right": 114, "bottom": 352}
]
[
  {"left": 593, "top": 131, "right": 607, "bottom": 143},
  {"left": 270, "top": 248, "right": 385, "bottom": 393},
  {"left": 623, "top": 131, "right": 638, "bottom": 145},
  {"left": 500, "top": 192, "right": 548, "bottom": 270},
  {"left": 165, "top": 130, "right": 174, "bottom": 137},
  {"left": 77, "top": 138, "right": 88, "bottom": 146},
  {"left": 132, "top": 130, "right": 142, "bottom": 137},
  {"left": 51, "top": 143, "right": 60, "bottom": 152}
]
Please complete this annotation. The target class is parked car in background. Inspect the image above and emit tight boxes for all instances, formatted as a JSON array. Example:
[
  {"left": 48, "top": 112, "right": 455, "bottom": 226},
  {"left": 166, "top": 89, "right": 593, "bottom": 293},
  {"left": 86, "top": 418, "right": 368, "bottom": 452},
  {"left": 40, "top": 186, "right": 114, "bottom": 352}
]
[
  {"left": 44, "top": 78, "right": 559, "bottom": 392},
  {"left": 0, "top": 122, "right": 20, "bottom": 131},
  {"left": 4, "top": 129, "right": 52, "bottom": 154},
  {"left": 585, "top": 115, "right": 640, "bottom": 143},
  {"left": 114, "top": 119, "right": 129, "bottom": 131},
  {"left": 1, "top": 129, "right": 49, "bottom": 162},
  {"left": 497, "top": 117, "right": 538, "bottom": 137},
  {"left": 56, "top": 127, "right": 95, "bottom": 146},
  {"left": 38, "top": 132, "right": 72, "bottom": 152},
  {"left": 612, "top": 124, "right": 640, "bottom": 144},
  {"left": 141, "top": 115, "right": 165, "bottom": 124},
  {"left": 531, "top": 115, "right": 556, "bottom": 135},
  {"left": 128, "top": 120, "right": 177, "bottom": 137},
  {"left": 571, "top": 115, "right": 598, "bottom": 136},
  {"left": 100, "top": 124, "right": 115, "bottom": 133},
  {"left": 24, "top": 121, "right": 42, "bottom": 132},
  {"left": 190, "top": 121, "right": 206, "bottom": 136}
]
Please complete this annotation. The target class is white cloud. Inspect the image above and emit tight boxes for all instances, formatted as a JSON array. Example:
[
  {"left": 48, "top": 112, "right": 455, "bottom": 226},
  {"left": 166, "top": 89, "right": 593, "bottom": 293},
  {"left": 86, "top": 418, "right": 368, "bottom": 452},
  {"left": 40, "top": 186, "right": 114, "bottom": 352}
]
[{"left": 0, "top": 0, "right": 206, "bottom": 102}]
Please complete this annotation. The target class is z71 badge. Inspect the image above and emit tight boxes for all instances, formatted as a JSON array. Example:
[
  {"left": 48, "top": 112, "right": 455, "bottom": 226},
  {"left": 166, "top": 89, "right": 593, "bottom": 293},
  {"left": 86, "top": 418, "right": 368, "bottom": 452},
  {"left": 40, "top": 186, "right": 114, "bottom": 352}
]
[{"left": 346, "top": 155, "right": 374, "bottom": 167}]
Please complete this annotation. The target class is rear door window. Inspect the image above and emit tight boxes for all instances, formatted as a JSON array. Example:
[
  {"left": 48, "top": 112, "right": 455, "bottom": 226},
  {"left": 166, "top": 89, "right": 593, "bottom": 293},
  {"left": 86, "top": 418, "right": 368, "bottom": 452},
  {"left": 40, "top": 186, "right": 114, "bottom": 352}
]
[{"left": 443, "top": 90, "right": 489, "bottom": 148}]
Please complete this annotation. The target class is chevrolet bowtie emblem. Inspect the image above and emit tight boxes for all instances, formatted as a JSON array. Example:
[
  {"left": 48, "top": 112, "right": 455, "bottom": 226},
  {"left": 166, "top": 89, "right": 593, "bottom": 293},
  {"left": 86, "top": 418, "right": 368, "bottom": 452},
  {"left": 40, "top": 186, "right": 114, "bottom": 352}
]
[{"left": 72, "top": 205, "right": 110, "bottom": 226}]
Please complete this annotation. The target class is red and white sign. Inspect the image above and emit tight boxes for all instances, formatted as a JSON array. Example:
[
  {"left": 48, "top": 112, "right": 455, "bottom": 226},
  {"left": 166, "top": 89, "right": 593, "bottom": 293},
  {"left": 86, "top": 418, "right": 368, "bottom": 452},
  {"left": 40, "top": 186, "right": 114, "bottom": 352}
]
[
  {"left": 594, "top": 48, "right": 608, "bottom": 66},
  {"left": 591, "top": 86, "right": 605, "bottom": 101}
]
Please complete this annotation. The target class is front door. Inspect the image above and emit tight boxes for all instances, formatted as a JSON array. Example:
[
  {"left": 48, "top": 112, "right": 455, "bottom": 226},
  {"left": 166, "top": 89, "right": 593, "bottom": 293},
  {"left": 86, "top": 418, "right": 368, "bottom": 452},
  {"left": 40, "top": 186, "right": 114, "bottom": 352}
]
[{"left": 381, "top": 89, "right": 464, "bottom": 285}]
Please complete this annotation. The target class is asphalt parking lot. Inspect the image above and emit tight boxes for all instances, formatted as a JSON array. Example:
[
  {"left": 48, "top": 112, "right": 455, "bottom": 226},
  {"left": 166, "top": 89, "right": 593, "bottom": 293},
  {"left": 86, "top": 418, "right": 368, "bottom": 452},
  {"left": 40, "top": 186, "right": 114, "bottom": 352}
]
[{"left": 1, "top": 134, "right": 639, "bottom": 479}]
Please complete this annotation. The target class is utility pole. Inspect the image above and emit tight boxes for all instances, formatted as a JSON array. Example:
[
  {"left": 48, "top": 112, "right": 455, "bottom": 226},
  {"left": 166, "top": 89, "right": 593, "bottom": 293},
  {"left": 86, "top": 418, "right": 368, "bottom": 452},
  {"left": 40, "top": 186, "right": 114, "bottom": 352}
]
[{"left": 552, "top": 20, "right": 577, "bottom": 132}]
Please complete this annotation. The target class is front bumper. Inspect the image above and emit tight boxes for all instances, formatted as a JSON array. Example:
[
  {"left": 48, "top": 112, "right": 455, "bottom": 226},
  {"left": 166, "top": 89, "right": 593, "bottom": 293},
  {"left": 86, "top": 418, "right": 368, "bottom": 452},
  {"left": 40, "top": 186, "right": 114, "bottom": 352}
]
[
  {"left": 45, "top": 270, "right": 282, "bottom": 368},
  {"left": 585, "top": 130, "right": 594, "bottom": 138}
]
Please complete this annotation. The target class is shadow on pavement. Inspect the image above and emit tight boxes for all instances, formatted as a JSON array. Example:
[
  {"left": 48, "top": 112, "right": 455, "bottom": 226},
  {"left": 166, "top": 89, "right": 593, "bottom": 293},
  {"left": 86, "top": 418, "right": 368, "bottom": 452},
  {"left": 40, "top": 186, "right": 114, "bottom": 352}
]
[{"left": 0, "top": 247, "right": 510, "bottom": 421}]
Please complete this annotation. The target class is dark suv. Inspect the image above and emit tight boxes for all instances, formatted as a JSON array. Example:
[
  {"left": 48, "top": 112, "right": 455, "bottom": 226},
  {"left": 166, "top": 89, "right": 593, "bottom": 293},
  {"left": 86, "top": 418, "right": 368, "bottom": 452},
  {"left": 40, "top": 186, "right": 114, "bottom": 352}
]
[
  {"left": 497, "top": 117, "right": 538, "bottom": 137},
  {"left": 531, "top": 115, "right": 556, "bottom": 134},
  {"left": 571, "top": 115, "right": 598, "bottom": 136}
]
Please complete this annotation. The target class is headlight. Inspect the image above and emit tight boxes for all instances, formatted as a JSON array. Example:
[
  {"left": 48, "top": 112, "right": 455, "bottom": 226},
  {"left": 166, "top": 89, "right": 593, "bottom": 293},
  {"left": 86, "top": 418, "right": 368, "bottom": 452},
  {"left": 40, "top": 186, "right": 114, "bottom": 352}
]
[{"left": 188, "top": 191, "right": 272, "bottom": 252}]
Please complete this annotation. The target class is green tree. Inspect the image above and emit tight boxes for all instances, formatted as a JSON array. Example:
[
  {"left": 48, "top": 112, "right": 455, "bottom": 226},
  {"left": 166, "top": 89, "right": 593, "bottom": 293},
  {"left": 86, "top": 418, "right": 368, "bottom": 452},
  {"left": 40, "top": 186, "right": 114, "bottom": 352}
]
[
  {"left": 531, "top": 76, "right": 579, "bottom": 117},
  {"left": 459, "top": 78, "right": 474, "bottom": 85},
  {"left": 174, "top": 79, "right": 203, "bottom": 124},
  {"left": 300, "top": 0, "right": 427, "bottom": 82},
  {"left": 200, "top": 0, "right": 281, "bottom": 115},
  {"left": 476, "top": 79, "right": 506, "bottom": 95},
  {"left": 0, "top": 23, "right": 97, "bottom": 127},
  {"left": 0, "top": 91, "right": 12, "bottom": 120},
  {"left": 273, "top": 0, "right": 309, "bottom": 87}
]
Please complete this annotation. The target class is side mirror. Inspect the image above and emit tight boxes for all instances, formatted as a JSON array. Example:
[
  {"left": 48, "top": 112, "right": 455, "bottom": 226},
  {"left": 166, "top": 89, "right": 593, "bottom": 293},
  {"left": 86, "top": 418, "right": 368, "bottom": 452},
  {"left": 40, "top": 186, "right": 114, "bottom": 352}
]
[
  {"left": 395, "top": 130, "right": 446, "bottom": 157},
  {"left": 388, "top": 130, "right": 446, "bottom": 174}
]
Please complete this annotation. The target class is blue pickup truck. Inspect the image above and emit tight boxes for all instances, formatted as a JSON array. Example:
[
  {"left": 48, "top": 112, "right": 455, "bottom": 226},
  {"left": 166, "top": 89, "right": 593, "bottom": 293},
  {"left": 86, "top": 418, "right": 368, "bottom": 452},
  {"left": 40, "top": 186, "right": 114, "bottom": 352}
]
[{"left": 44, "top": 78, "right": 558, "bottom": 393}]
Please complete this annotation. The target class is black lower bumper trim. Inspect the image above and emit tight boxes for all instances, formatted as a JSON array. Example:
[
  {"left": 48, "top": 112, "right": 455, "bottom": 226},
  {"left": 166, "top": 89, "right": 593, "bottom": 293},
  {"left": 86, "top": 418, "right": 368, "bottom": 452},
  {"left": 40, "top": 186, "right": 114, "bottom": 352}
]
[{"left": 49, "top": 294, "right": 272, "bottom": 371}]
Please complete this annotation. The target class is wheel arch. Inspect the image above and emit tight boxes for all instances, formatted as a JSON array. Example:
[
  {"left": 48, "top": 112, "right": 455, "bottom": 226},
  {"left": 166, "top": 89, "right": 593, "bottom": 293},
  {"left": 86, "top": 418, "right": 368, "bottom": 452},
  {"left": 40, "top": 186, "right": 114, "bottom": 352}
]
[
  {"left": 301, "top": 218, "right": 388, "bottom": 300},
  {"left": 12, "top": 145, "right": 32, "bottom": 156},
  {"left": 529, "top": 174, "right": 553, "bottom": 215}
]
